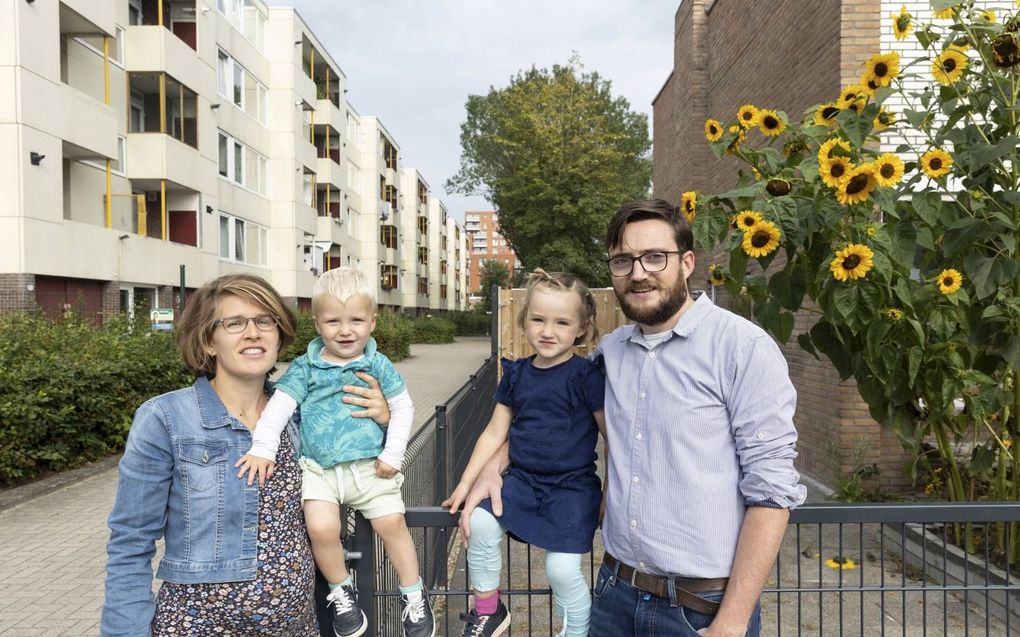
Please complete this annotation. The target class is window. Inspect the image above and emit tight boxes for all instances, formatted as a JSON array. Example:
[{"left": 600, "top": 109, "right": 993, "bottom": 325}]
[
  {"left": 219, "top": 213, "right": 268, "bottom": 265},
  {"left": 73, "top": 27, "right": 125, "bottom": 67},
  {"left": 217, "top": 0, "right": 265, "bottom": 51},
  {"left": 380, "top": 225, "right": 398, "bottom": 250},
  {"left": 217, "top": 49, "right": 266, "bottom": 125},
  {"left": 217, "top": 130, "right": 267, "bottom": 195},
  {"left": 380, "top": 264, "right": 398, "bottom": 291},
  {"left": 217, "top": 50, "right": 229, "bottom": 97},
  {"left": 129, "top": 0, "right": 142, "bottom": 25}
]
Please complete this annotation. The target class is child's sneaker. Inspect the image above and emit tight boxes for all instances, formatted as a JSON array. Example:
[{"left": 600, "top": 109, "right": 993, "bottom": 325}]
[
  {"left": 458, "top": 600, "right": 510, "bottom": 637},
  {"left": 400, "top": 587, "right": 436, "bottom": 637},
  {"left": 326, "top": 583, "right": 368, "bottom": 637}
]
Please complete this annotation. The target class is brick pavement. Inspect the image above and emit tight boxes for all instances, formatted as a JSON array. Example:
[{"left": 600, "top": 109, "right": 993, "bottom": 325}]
[{"left": 0, "top": 337, "right": 491, "bottom": 637}]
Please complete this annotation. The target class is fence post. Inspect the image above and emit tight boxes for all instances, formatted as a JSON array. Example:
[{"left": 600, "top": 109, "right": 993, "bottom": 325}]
[
  {"left": 490, "top": 284, "right": 498, "bottom": 356},
  {"left": 353, "top": 513, "right": 377, "bottom": 636},
  {"left": 433, "top": 405, "right": 449, "bottom": 587}
]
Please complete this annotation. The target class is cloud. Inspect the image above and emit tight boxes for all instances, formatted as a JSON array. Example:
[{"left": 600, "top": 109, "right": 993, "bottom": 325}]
[{"left": 267, "top": 0, "right": 676, "bottom": 220}]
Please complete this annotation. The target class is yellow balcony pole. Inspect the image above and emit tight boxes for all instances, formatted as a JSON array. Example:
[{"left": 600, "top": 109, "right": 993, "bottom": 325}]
[
  {"left": 103, "top": 36, "right": 110, "bottom": 105},
  {"left": 326, "top": 183, "right": 331, "bottom": 215},
  {"left": 105, "top": 161, "right": 112, "bottom": 228},
  {"left": 178, "top": 82, "right": 184, "bottom": 142},
  {"left": 159, "top": 74, "right": 166, "bottom": 134},
  {"left": 138, "top": 195, "right": 147, "bottom": 236},
  {"left": 161, "top": 179, "right": 167, "bottom": 240},
  {"left": 310, "top": 110, "right": 315, "bottom": 145},
  {"left": 158, "top": 0, "right": 163, "bottom": 27}
]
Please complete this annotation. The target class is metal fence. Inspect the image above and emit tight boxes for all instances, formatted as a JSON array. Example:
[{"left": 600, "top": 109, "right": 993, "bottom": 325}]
[{"left": 346, "top": 502, "right": 1020, "bottom": 636}]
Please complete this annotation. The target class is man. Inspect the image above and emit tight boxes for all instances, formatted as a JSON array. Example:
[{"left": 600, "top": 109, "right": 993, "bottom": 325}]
[{"left": 454, "top": 199, "right": 805, "bottom": 637}]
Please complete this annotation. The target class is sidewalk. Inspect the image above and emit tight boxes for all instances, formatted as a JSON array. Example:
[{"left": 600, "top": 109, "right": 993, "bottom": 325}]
[{"left": 0, "top": 337, "right": 491, "bottom": 637}]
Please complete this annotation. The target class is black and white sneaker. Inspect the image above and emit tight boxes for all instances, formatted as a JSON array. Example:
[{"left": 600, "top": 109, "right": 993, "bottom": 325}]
[
  {"left": 326, "top": 583, "right": 368, "bottom": 637},
  {"left": 400, "top": 587, "right": 436, "bottom": 637},
  {"left": 459, "top": 600, "right": 510, "bottom": 637}
]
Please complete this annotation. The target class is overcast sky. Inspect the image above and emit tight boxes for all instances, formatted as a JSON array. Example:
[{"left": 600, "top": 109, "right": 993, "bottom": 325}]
[{"left": 267, "top": 1, "right": 678, "bottom": 223}]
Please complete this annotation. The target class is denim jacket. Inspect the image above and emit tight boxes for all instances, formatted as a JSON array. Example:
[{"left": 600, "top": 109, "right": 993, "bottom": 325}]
[{"left": 100, "top": 376, "right": 300, "bottom": 637}]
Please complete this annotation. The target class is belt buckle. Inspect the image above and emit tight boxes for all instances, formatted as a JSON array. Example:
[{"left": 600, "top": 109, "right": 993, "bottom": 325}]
[{"left": 630, "top": 567, "right": 641, "bottom": 590}]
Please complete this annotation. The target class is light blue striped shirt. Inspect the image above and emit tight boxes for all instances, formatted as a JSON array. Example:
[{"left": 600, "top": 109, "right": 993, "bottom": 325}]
[{"left": 595, "top": 292, "right": 806, "bottom": 578}]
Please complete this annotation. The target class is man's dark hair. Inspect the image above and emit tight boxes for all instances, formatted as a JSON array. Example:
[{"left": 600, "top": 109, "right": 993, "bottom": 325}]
[{"left": 605, "top": 199, "right": 694, "bottom": 255}]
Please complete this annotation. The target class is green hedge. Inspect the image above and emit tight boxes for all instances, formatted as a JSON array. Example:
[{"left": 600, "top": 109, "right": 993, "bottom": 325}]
[
  {"left": 411, "top": 318, "right": 456, "bottom": 344},
  {"left": 282, "top": 310, "right": 414, "bottom": 363},
  {"left": 449, "top": 310, "right": 491, "bottom": 336},
  {"left": 0, "top": 313, "right": 192, "bottom": 485}
]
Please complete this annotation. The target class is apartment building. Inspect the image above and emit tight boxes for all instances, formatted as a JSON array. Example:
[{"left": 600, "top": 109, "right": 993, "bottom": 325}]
[
  {"left": 1, "top": 0, "right": 465, "bottom": 320},
  {"left": 464, "top": 210, "right": 518, "bottom": 294}
]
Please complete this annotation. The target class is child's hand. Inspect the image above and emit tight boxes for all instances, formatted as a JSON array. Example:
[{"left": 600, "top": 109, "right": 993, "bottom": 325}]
[
  {"left": 235, "top": 454, "right": 275, "bottom": 487},
  {"left": 374, "top": 458, "right": 398, "bottom": 478}
]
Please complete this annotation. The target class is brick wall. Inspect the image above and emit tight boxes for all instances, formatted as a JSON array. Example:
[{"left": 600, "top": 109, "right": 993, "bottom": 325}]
[
  {"left": 652, "top": 0, "right": 913, "bottom": 490},
  {"left": 0, "top": 273, "right": 37, "bottom": 313}
]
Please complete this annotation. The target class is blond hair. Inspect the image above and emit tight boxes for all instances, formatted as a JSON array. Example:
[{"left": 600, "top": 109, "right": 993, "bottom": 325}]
[
  {"left": 516, "top": 268, "right": 598, "bottom": 348},
  {"left": 312, "top": 267, "right": 376, "bottom": 313},
  {"left": 176, "top": 274, "right": 297, "bottom": 377}
]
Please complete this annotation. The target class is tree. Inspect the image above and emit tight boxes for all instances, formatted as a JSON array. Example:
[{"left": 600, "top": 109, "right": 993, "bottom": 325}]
[
  {"left": 476, "top": 259, "right": 511, "bottom": 314},
  {"left": 447, "top": 57, "right": 652, "bottom": 287}
]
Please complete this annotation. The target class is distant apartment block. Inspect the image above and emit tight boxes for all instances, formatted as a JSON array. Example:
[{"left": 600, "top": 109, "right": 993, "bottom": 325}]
[
  {"left": 465, "top": 210, "right": 518, "bottom": 294},
  {"left": 0, "top": 0, "right": 467, "bottom": 320}
]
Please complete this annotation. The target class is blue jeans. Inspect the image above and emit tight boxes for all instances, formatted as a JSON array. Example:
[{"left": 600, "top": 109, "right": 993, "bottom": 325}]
[{"left": 589, "top": 563, "right": 761, "bottom": 637}]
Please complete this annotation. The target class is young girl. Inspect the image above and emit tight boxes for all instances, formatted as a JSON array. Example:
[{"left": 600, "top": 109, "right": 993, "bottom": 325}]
[{"left": 443, "top": 269, "right": 606, "bottom": 637}]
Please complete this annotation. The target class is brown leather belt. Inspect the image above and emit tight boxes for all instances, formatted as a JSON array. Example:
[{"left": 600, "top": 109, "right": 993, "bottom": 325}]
[{"left": 604, "top": 553, "right": 728, "bottom": 616}]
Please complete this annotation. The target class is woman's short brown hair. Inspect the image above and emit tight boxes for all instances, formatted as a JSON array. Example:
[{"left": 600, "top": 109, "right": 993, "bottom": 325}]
[{"left": 176, "top": 274, "right": 297, "bottom": 377}]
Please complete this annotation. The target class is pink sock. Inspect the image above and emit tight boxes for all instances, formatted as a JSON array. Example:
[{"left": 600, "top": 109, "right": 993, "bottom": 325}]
[{"left": 475, "top": 592, "right": 500, "bottom": 615}]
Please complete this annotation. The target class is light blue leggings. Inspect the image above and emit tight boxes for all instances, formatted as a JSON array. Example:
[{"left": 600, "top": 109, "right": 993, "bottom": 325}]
[{"left": 467, "top": 507, "right": 591, "bottom": 637}]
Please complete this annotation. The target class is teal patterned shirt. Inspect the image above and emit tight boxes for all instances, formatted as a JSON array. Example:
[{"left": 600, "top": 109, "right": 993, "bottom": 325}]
[{"left": 275, "top": 336, "right": 406, "bottom": 468}]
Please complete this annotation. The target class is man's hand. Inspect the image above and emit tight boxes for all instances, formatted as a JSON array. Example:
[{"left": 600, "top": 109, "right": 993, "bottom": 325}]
[
  {"left": 441, "top": 483, "right": 472, "bottom": 515},
  {"left": 344, "top": 372, "right": 390, "bottom": 425},
  {"left": 374, "top": 458, "right": 398, "bottom": 478},
  {"left": 697, "top": 624, "right": 746, "bottom": 637},
  {"left": 235, "top": 454, "right": 275, "bottom": 487}
]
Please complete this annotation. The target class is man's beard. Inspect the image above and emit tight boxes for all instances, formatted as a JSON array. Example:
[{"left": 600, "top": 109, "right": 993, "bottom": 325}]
[{"left": 618, "top": 278, "right": 688, "bottom": 326}]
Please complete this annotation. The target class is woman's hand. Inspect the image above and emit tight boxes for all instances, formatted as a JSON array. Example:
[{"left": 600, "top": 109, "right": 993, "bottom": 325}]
[
  {"left": 344, "top": 372, "right": 390, "bottom": 425},
  {"left": 235, "top": 454, "right": 275, "bottom": 487}
]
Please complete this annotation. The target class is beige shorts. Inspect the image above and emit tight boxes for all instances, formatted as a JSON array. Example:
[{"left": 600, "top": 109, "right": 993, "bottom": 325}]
[{"left": 299, "top": 457, "right": 405, "bottom": 519}]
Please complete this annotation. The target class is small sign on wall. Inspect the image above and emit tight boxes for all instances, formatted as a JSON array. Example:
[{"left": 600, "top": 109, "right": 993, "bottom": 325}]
[{"left": 150, "top": 308, "right": 174, "bottom": 331}]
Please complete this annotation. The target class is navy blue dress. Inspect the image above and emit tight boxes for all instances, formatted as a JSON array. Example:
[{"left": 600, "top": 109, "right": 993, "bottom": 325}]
[{"left": 480, "top": 355, "right": 605, "bottom": 554}]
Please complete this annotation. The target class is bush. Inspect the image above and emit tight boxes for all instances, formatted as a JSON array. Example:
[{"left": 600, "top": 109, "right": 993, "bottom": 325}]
[
  {"left": 280, "top": 310, "right": 318, "bottom": 362},
  {"left": 0, "top": 312, "right": 191, "bottom": 485},
  {"left": 449, "top": 310, "right": 491, "bottom": 336},
  {"left": 374, "top": 311, "right": 413, "bottom": 361},
  {"left": 411, "top": 318, "right": 456, "bottom": 344}
]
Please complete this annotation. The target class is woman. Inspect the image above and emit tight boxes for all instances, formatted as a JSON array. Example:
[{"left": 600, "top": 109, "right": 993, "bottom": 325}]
[{"left": 101, "top": 274, "right": 389, "bottom": 636}]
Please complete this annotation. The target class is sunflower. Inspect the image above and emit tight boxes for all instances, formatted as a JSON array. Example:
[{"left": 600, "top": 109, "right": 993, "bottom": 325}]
[
  {"left": 838, "top": 85, "right": 868, "bottom": 113},
  {"left": 884, "top": 308, "right": 904, "bottom": 321},
  {"left": 820, "top": 156, "right": 854, "bottom": 189},
  {"left": 708, "top": 264, "right": 727, "bottom": 286},
  {"left": 733, "top": 210, "right": 763, "bottom": 232},
  {"left": 726, "top": 125, "right": 746, "bottom": 155},
  {"left": 936, "top": 268, "right": 963, "bottom": 295},
  {"left": 860, "top": 74, "right": 880, "bottom": 96},
  {"left": 864, "top": 52, "right": 900, "bottom": 88},
  {"left": 819, "top": 137, "right": 851, "bottom": 161},
  {"left": 921, "top": 148, "right": 953, "bottom": 179},
  {"left": 705, "top": 118, "right": 723, "bottom": 142},
  {"left": 757, "top": 110, "right": 786, "bottom": 137},
  {"left": 765, "top": 177, "right": 791, "bottom": 197},
  {"left": 830, "top": 244, "right": 875, "bottom": 281},
  {"left": 871, "top": 153, "right": 905, "bottom": 187},
  {"left": 933, "top": 5, "right": 958, "bottom": 20},
  {"left": 891, "top": 5, "right": 913, "bottom": 41},
  {"left": 825, "top": 557, "right": 858, "bottom": 570},
  {"left": 873, "top": 107, "right": 895, "bottom": 132},
  {"left": 680, "top": 191, "right": 697, "bottom": 221},
  {"left": 979, "top": 9, "right": 995, "bottom": 23},
  {"left": 783, "top": 139, "right": 808, "bottom": 157},
  {"left": 932, "top": 49, "right": 968, "bottom": 85},
  {"left": 992, "top": 33, "right": 1020, "bottom": 69},
  {"left": 741, "top": 221, "right": 781, "bottom": 258},
  {"left": 813, "top": 103, "right": 841, "bottom": 127},
  {"left": 736, "top": 104, "right": 759, "bottom": 128},
  {"left": 836, "top": 165, "right": 878, "bottom": 205}
]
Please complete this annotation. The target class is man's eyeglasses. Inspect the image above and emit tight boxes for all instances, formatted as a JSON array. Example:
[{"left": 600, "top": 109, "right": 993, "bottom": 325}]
[
  {"left": 212, "top": 315, "right": 278, "bottom": 333},
  {"left": 606, "top": 251, "right": 683, "bottom": 277}
]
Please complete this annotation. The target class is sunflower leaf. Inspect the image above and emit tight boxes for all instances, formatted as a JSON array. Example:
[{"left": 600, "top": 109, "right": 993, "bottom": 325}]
[
  {"left": 797, "top": 332, "right": 818, "bottom": 358},
  {"left": 833, "top": 284, "right": 859, "bottom": 320},
  {"left": 908, "top": 347, "right": 923, "bottom": 385},
  {"left": 911, "top": 191, "right": 942, "bottom": 226}
]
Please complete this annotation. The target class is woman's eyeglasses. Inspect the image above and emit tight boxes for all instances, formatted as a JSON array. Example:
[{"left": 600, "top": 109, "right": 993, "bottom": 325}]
[{"left": 212, "top": 315, "right": 278, "bottom": 333}]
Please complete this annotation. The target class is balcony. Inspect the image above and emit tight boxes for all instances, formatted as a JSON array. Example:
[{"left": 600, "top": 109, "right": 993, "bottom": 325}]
[
  {"left": 55, "top": 84, "right": 118, "bottom": 161},
  {"left": 126, "top": 134, "right": 207, "bottom": 193},
  {"left": 124, "top": 25, "right": 201, "bottom": 92},
  {"left": 316, "top": 215, "right": 344, "bottom": 246},
  {"left": 128, "top": 72, "right": 198, "bottom": 150}
]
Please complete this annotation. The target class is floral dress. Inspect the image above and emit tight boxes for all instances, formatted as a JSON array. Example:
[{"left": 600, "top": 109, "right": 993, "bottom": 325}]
[{"left": 152, "top": 433, "right": 318, "bottom": 636}]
